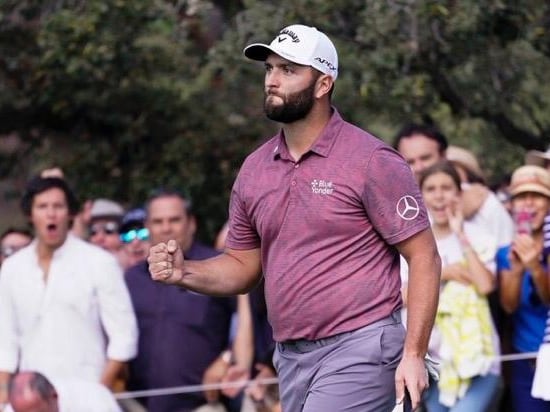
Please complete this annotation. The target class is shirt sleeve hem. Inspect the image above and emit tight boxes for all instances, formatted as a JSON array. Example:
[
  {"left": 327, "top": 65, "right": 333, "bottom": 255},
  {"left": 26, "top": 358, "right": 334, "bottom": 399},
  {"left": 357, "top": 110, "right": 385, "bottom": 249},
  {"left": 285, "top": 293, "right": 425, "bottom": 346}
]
[{"left": 385, "top": 220, "right": 431, "bottom": 245}]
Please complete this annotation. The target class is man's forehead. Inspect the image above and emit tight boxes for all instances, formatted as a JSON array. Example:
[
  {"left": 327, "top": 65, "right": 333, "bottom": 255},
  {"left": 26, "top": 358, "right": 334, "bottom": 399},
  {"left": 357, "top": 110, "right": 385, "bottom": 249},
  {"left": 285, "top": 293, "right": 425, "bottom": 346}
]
[
  {"left": 265, "top": 53, "right": 308, "bottom": 68},
  {"left": 400, "top": 135, "right": 442, "bottom": 155}
]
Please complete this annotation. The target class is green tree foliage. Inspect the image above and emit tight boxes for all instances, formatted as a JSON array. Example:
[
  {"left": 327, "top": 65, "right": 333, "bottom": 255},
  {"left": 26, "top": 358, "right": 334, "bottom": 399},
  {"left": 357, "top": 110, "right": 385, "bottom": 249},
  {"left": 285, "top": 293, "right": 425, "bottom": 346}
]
[
  {"left": 214, "top": 0, "right": 550, "bottom": 180},
  {"left": 0, "top": 0, "right": 548, "bottom": 239}
]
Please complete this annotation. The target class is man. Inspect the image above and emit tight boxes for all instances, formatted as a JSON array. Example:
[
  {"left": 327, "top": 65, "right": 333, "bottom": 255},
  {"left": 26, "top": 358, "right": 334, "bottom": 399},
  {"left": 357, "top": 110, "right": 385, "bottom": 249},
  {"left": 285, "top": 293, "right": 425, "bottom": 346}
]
[
  {"left": 0, "top": 177, "right": 138, "bottom": 404},
  {"left": 394, "top": 123, "right": 514, "bottom": 249},
  {"left": 88, "top": 198, "right": 125, "bottom": 254},
  {"left": 393, "top": 123, "right": 448, "bottom": 182},
  {"left": 5, "top": 371, "right": 121, "bottom": 412},
  {"left": 125, "top": 189, "right": 239, "bottom": 412},
  {"left": 119, "top": 207, "right": 151, "bottom": 270},
  {"left": 149, "top": 25, "right": 441, "bottom": 411}
]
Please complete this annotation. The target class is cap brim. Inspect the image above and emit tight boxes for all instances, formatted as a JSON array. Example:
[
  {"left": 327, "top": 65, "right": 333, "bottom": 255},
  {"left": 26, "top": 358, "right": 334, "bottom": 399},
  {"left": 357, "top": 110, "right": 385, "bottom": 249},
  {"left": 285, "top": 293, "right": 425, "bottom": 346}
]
[
  {"left": 243, "top": 43, "right": 311, "bottom": 67},
  {"left": 510, "top": 184, "right": 550, "bottom": 198},
  {"left": 120, "top": 221, "right": 144, "bottom": 233},
  {"left": 243, "top": 43, "right": 273, "bottom": 61}
]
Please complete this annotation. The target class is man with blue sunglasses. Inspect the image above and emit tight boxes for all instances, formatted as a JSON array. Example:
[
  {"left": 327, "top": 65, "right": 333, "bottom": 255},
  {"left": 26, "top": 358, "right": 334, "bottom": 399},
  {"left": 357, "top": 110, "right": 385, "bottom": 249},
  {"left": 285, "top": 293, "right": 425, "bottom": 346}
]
[{"left": 119, "top": 208, "right": 151, "bottom": 271}]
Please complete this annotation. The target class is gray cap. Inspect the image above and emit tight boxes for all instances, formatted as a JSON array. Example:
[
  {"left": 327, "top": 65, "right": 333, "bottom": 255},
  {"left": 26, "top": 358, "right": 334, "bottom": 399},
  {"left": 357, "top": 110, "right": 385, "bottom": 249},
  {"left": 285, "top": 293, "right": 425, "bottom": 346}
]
[{"left": 90, "top": 199, "right": 124, "bottom": 220}]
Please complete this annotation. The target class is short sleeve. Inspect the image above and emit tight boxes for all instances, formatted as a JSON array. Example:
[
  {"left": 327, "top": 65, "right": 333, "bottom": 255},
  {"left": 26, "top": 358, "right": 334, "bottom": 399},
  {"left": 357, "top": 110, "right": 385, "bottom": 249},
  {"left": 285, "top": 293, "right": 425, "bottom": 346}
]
[
  {"left": 226, "top": 170, "right": 261, "bottom": 250},
  {"left": 496, "top": 245, "right": 511, "bottom": 272},
  {"left": 362, "top": 146, "right": 429, "bottom": 245}
]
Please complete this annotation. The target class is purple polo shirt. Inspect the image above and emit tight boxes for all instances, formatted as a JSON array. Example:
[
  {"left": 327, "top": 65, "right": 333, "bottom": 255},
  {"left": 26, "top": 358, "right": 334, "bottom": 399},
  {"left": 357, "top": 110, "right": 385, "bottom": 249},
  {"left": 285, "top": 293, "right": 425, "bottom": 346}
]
[{"left": 226, "top": 109, "right": 429, "bottom": 342}]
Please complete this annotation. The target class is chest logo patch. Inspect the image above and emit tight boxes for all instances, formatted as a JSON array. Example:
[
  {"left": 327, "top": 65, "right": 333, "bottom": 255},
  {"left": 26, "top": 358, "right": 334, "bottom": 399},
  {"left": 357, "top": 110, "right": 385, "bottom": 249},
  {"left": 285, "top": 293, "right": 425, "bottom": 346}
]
[
  {"left": 311, "top": 179, "right": 334, "bottom": 195},
  {"left": 396, "top": 195, "right": 420, "bottom": 220}
]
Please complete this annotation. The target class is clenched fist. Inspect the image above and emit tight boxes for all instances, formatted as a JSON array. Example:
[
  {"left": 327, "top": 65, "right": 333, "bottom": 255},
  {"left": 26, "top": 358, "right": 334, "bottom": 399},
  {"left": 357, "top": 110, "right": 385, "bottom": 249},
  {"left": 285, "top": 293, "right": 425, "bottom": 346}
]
[{"left": 147, "top": 239, "right": 185, "bottom": 284}]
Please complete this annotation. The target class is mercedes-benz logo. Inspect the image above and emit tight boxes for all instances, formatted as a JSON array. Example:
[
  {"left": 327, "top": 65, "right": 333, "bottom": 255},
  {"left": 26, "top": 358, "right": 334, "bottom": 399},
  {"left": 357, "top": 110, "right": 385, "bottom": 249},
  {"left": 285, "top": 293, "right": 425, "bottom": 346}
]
[{"left": 396, "top": 195, "right": 420, "bottom": 221}]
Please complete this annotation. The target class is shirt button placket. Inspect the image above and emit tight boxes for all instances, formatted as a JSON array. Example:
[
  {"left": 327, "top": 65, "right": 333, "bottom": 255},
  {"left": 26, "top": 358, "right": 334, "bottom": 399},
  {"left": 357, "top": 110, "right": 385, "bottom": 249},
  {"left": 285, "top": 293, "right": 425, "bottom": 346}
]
[{"left": 291, "top": 162, "right": 300, "bottom": 187}]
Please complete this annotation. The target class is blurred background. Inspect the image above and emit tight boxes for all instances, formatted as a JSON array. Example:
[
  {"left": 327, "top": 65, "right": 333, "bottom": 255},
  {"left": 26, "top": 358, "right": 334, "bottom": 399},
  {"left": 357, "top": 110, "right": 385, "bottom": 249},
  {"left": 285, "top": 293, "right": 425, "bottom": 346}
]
[{"left": 0, "top": 0, "right": 548, "bottom": 241}]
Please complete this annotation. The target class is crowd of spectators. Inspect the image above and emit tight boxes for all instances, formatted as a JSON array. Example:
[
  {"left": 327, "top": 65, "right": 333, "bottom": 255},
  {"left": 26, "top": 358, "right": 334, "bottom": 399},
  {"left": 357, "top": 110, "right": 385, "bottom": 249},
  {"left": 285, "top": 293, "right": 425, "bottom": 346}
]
[{"left": 0, "top": 122, "right": 549, "bottom": 412}]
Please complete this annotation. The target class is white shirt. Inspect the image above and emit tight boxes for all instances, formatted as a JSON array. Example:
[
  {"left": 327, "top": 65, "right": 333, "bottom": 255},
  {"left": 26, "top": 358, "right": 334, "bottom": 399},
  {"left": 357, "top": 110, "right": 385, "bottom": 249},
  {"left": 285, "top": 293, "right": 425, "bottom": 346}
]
[
  {"left": 0, "top": 235, "right": 138, "bottom": 381},
  {"left": 468, "top": 189, "right": 514, "bottom": 248},
  {"left": 5, "top": 377, "right": 122, "bottom": 412}
]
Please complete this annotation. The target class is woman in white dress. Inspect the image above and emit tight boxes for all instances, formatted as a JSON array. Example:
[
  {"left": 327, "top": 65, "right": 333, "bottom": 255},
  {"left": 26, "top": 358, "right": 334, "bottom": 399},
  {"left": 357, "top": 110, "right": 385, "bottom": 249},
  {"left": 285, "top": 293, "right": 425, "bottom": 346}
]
[{"left": 419, "top": 160, "right": 502, "bottom": 412}]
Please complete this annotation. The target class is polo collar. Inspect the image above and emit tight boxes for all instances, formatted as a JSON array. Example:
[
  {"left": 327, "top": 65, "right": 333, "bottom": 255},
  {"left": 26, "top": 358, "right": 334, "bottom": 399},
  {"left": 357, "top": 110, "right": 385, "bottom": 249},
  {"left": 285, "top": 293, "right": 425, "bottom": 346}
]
[{"left": 272, "top": 107, "right": 343, "bottom": 160}]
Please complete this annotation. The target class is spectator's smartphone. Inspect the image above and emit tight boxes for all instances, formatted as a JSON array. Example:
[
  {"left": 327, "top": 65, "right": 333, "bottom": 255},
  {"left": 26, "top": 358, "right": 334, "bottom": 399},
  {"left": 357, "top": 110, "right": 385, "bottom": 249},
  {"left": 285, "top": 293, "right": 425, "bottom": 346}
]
[{"left": 514, "top": 209, "right": 533, "bottom": 235}]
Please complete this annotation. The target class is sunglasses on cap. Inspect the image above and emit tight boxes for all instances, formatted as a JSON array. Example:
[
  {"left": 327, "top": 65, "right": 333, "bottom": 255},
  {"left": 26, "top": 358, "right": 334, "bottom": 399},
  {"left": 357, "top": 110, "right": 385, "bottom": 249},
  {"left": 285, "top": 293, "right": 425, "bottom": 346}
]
[
  {"left": 89, "top": 221, "right": 120, "bottom": 237},
  {"left": 120, "top": 228, "right": 149, "bottom": 243}
]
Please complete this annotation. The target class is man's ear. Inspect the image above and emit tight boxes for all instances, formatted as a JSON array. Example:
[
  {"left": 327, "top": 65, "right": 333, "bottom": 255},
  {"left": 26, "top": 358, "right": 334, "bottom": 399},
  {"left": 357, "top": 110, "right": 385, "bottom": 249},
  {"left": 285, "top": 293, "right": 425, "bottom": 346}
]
[{"left": 315, "top": 74, "right": 334, "bottom": 99}]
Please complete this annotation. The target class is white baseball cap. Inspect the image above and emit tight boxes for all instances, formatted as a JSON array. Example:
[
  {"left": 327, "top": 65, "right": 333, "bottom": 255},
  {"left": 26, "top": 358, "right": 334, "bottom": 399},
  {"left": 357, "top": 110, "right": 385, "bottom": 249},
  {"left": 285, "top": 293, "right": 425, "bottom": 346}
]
[{"left": 244, "top": 24, "right": 338, "bottom": 80}]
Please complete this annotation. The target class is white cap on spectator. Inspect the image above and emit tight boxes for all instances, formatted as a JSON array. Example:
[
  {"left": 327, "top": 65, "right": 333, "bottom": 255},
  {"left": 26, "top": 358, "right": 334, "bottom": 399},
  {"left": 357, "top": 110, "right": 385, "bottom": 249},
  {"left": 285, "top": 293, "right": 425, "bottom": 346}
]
[{"left": 90, "top": 199, "right": 124, "bottom": 220}]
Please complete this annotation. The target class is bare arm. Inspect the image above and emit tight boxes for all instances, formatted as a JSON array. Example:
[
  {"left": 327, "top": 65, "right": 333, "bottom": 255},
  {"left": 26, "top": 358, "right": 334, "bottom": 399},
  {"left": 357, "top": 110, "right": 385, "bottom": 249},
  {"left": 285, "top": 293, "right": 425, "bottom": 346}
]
[
  {"left": 461, "top": 184, "right": 488, "bottom": 219},
  {"left": 232, "top": 294, "right": 254, "bottom": 369},
  {"left": 500, "top": 264, "right": 524, "bottom": 313},
  {"left": 394, "top": 228, "right": 441, "bottom": 410},
  {"left": 101, "top": 359, "right": 126, "bottom": 390},
  {"left": 0, "top": 372, "right": 11, "bottom": 404},
  {"left": 457, "top": 234, "right": 495, "bottom": 295},
  {"left": 203, "top": 294, "right": 255, "bottom": 402},
  {"left": 148, "top": 240, "right": 262, "bottom": 295},
  {"left": 447, "top": 196, "right": 494, "bottom": 294},
  {"left": 502, "top": 235, "right": 550, "bottom": 311}
]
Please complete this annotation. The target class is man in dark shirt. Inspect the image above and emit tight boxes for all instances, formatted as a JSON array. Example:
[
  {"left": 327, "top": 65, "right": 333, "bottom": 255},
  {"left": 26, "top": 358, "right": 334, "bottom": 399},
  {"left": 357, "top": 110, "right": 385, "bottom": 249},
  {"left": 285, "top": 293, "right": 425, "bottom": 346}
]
[{"left": 125, "top": 189, "right": 235, "bottom": 412}]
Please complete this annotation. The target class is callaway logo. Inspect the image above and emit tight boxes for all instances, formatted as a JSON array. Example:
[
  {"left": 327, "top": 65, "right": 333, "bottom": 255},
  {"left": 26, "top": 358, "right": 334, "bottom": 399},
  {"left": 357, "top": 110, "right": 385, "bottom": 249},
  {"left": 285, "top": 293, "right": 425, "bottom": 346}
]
[
  {"left": 278, "top": 28, "right": 300, "bottom": 43},
  {"left": 396, "top": 195, "right": 420, "bottom": 220}
]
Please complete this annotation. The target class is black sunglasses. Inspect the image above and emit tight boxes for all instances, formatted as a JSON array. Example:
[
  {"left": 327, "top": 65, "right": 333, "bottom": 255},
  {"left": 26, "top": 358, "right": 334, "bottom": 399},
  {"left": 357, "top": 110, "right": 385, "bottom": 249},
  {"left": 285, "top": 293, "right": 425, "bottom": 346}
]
[{"left": 89, "top": 221, "right": 120, "bottom": 237}]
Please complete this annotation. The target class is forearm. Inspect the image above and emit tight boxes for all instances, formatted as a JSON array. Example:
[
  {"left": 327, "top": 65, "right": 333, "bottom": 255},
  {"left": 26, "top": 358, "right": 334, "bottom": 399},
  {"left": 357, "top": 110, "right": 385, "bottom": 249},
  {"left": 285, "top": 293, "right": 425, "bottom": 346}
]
[
  {"left": 0, "top": 372, "right": 11, "bottom": 404},
  {"left": 463, "top": 252, "right": 495, "bottom": 294},
  {"left": 232, "top": 294, "right": 254, "bottom": 369},
  {"left": 457, "top": 232, "right": 494, "bottom": 294},
  {"left": 461, "top": 184, "right": 487, "bottom": 219},
  {"left": 100, "top": 359, "right": 126, "bottom": 390},
  {"left": 500, "top": 268, "right": 523, "bottom": 313},
  {"left": 529, "top": 263, "right": 550, "bottom": 304},
  {"left": 405, "top": 261, "right": 440, "bottom": 356},
  {"left": 181, "top": 250, "right": 262, "bottom": 296}
]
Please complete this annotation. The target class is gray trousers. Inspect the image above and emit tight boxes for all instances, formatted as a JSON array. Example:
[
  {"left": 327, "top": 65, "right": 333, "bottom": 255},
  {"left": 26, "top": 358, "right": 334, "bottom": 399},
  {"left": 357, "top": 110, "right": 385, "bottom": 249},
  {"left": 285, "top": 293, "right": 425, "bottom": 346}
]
[{"left": 274, "top": 312, "right": 405, "bottom": 412}]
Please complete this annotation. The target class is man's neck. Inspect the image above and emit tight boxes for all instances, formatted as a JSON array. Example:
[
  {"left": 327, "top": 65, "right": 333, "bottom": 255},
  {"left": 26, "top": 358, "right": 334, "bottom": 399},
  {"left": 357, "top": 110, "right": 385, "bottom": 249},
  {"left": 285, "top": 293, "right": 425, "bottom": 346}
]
[
  {"left": 283, "top": 104, "right": 332, "bottom": 161},
  {"left": 36, "top": 238, "right": 65, "bottom": 282}
]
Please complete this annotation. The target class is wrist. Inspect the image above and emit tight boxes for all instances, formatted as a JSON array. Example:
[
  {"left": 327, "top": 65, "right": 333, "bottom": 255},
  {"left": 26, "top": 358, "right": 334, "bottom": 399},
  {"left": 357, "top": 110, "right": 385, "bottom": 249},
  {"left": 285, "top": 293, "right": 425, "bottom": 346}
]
[
  {"left": 457, "top": 233, "right": 471, "bottom": 249},
  {"left": 528, "top": 261, "right": 545, "bottom": 275},
  {"left": 220, "top": 349, "right": 233, "bottom": 365}
]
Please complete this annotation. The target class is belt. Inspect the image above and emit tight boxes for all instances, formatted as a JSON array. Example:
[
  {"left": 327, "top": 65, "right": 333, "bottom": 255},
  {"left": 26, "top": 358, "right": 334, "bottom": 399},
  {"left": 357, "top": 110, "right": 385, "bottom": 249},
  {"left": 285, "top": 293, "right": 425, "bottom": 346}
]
[{"left": 280, "top": 311, "right": 401, "bottom": 354}]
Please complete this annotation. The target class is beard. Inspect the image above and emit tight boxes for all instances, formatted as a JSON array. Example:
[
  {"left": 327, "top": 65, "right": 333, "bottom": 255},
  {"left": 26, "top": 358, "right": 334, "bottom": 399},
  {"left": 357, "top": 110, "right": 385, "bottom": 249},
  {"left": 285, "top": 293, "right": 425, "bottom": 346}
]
[{"left": 264, "top": 78, "right": 317, "bottom": 124}]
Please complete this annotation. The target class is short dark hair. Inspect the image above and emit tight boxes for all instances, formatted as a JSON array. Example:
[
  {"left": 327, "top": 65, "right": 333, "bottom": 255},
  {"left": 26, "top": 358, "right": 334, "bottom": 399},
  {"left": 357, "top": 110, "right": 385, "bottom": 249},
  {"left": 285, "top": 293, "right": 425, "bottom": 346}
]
[
  {"left": 419, "top": 160, "right": 462, "bottom": 192},
  {"left": 0, "top": 227, "right": 33, "bottom": 243},
  {"left": 8, "top": 371, "right": 56, "bottom": 403},
  {"left": 145, "top": 188, "right": 193, "bottom": 216},
  {"left": 20, "top": 176, "right": 80, "bottom": 217},
  {"left": 393, "top": 123, "right": 448, "bottom": 154}
]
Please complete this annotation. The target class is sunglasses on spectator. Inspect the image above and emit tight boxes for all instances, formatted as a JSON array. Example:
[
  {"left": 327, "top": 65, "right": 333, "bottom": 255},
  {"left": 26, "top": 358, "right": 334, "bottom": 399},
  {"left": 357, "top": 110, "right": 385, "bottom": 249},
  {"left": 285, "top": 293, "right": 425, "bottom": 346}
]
[
  {"left": 120, "top": 228, "right": 149, "bottom": 243},
  {"left": 89, "top": 221, "right": 120, "bottom": 237}
]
